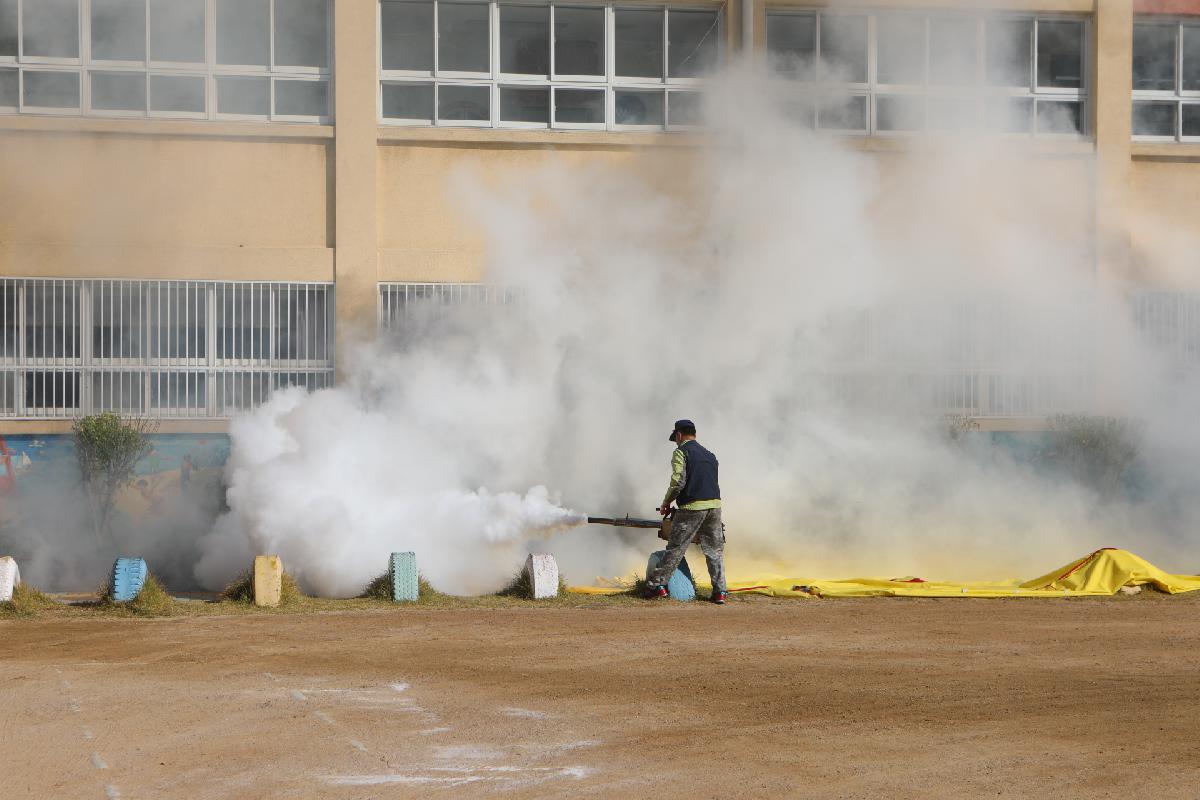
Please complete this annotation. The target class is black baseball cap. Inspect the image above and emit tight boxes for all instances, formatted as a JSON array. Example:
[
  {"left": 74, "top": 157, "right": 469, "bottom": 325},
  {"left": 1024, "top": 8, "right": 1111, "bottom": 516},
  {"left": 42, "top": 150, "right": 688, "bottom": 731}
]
[{"left": 668, "top": 419, "right": 696, "bottom": 442}]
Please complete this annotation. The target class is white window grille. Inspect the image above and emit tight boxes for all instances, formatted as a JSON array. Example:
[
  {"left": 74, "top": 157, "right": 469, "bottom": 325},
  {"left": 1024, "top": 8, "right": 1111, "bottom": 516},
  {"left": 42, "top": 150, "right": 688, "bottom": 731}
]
[
  {"left": 378, "top": 281, "right": 520, "bottom": 329},
  {"left": 1132, "top": 290, "right": 1200, "bottom": 366},
  {"left": 0, "top": 278, "right": 334, "bottom": 419},
  {"left": 0, "top": 0, "right": 332, "bottom": 122},
  {"left": 1131, "top": 18, "right": 1200, "bottom": 140},
  {"left": 764, "top": 9, "right": 1087, "bottom": 137},
  {"left": 378, "top": 0, "right": 721, "bottom": 130}
]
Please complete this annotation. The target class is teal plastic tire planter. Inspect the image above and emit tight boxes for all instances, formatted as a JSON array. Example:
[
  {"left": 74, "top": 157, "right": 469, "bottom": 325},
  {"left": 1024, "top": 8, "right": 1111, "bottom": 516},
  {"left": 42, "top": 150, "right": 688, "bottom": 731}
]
[{"left": 110, "top": 557, "right": 148, "bottom": 602}]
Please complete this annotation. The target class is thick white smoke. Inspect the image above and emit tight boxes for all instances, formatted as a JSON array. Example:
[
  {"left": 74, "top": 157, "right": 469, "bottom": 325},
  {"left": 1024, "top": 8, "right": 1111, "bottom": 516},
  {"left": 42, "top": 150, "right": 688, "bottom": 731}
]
[{"left": 196, "top": 66, "right": 1200, "bottom": 596}]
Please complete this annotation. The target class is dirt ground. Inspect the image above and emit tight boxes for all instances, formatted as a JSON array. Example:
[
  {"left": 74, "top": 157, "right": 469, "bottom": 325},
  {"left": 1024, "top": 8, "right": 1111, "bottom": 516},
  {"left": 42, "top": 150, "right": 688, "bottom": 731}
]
[{"left": 3, "top": 595, "right": 1199, "bottom": 799}]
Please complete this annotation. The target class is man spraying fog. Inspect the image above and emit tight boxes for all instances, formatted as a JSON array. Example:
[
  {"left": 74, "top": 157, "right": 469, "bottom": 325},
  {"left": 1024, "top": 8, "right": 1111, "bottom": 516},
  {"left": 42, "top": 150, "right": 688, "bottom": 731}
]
[{"left": 645, "top": 420, "right": 727, "bottom": 604}]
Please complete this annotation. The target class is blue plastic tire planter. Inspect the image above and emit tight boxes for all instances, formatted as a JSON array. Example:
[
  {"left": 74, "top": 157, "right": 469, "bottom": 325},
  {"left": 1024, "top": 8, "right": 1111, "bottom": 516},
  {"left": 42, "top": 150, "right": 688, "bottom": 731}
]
[
  {"left": 646, "top": 550, "right": 696, "bottom": 601},
  {"left": 390, "top": 552, "right": 418, "bottom": 602},
  {"left": 110, "top": 557, "right": 148, "bottom": 602}
]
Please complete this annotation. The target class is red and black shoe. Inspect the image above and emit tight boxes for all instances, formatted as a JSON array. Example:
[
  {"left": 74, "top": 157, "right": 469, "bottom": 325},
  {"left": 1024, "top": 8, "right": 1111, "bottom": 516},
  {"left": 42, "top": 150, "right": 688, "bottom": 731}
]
[
  {"left": 710, "top": 591, "right": 728, "bottom": 605},
  {"left": 643, "top": 584, "right": 668, "bottom": 599}
]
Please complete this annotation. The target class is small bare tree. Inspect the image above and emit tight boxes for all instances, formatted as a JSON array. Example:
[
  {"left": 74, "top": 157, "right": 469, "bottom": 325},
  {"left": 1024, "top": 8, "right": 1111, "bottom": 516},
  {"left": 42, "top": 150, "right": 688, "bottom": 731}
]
[{"left": 72, "top": 413, "right": 157, "bottom": 546}]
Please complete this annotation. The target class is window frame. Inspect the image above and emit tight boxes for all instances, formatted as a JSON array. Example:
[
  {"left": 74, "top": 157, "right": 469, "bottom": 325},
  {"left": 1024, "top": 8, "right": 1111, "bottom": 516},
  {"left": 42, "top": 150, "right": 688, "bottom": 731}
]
[
  {"left": 764, "top": 8, "right": 1089, "bottom": 139},
  {"left": 1131, "top": 17, "right": 1200, "bottom": 142},
  {"left": 0, "top": 0, "right": 333, "bottom": 123},
  {"left": 377, "top": 0, "right": 723, "bottom": 131}
]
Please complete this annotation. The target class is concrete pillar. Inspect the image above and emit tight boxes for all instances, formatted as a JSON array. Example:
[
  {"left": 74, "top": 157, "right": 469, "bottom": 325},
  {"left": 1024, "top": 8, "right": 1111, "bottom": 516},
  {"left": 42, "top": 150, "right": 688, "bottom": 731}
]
[
  {"left": 334, "top": 0, "right": 382, "bottom": 372},
  {"left": 254, "top": 555, "right": 284, "bottom": 607},
  {"left": 1092, "top": 0, "right": 1134, "bottom": 415},
  {"left": 1093, "top": 0, "right": 1134, "bottom": 290}
]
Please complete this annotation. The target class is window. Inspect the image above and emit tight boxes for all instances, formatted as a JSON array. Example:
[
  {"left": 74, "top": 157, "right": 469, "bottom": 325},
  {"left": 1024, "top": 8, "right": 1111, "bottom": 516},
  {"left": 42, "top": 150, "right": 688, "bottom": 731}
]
[
  {"left": 0, "top": 278, "right": 333, "bottom": 419},
  {"left": 1132, "top": 18, "right": 1200, "bottom": 140},
  {"left": 0, "top": 0, "right": 331, "bottom": 122},
  {"left": 766, "top": 10, "right": 1086, "bottom": 137},
  {"left": 379, "top": 1, "right": 722, "bottom": 130}
]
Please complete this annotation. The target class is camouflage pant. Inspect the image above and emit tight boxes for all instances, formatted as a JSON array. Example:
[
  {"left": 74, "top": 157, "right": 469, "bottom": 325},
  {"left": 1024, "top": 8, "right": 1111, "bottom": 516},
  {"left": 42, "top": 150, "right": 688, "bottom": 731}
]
[{"left": 647, "top": 508, "right": 725, "bottom": 594}]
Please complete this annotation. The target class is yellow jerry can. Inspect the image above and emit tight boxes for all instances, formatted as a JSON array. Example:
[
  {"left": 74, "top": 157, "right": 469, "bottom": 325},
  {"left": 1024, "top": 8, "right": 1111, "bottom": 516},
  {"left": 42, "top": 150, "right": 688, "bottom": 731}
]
[{"left": 254, "top": 555, "right": 283, "bottom": 607}]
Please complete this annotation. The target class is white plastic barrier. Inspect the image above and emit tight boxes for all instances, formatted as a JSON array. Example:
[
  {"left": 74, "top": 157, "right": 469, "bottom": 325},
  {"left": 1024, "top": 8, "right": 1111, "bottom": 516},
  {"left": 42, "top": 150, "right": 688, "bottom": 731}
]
[
  {"left": 524, "top": 553, "right": 560, "bottom": 600},
  {"left": 0, "top": 556, "right": 18, "bottom": 602}
]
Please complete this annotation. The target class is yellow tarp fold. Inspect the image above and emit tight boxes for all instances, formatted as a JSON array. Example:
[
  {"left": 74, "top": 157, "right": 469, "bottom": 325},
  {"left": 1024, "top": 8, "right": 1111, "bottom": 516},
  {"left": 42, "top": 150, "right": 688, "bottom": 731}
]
[{"left": 569, "top": 548, "right": 1200, "bottom": 599}]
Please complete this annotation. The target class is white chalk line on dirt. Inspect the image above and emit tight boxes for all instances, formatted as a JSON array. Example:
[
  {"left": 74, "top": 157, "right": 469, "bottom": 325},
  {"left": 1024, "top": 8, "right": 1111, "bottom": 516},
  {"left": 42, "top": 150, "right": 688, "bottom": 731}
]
[
  {"left": 499, "top": 707, "right": 548, "bottom": 719},
  {"left": 326, "top": 766, "right": 593, "bottom": 788},
  {"left": 104, "top": 785, "right": 120, "bottom": 798},
  {"left": 91, "top": 753, "right": 108, "bottom": 770}
]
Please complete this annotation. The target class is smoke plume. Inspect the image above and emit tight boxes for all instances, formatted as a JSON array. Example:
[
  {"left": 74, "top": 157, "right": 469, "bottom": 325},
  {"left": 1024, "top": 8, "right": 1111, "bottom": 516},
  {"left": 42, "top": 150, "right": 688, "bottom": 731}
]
[{"left": 193, "top": 65, "right": 1200, "bottom": 595}]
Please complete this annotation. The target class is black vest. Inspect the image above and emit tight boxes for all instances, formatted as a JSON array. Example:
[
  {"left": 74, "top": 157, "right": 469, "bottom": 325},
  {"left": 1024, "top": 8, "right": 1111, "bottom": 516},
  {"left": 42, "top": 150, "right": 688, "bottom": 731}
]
[{"left": 677, "top": 439, "right": 720, "bottom": 506}]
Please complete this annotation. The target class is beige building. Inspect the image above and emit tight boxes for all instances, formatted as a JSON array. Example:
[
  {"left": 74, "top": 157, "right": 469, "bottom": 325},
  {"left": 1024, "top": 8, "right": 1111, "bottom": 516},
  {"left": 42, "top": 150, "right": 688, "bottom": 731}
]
[{"left": 0, "top": 0, "right": 1194, "bottom": 434}]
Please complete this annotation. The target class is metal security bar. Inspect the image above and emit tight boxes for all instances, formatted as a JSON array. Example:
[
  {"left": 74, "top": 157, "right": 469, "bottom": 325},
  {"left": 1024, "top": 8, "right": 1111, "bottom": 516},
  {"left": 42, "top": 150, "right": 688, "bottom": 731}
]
[
  {"left": 0, "top": 278, "right": 334, "bottom": 419},
  {"left": 378, "top": 282, "right": 521, "bottom": 330}
]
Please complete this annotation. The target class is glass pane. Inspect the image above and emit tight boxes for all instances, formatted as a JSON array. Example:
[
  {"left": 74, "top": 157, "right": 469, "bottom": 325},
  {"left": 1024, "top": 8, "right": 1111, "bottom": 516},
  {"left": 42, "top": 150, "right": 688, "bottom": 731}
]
[
  {"left": 819, "top": 15, "right": 867, "bottom": 83},
  {"left": 24, "top": 70, "right": 79, "bottom": 107},
  {"left": 668, "top": 91, "right": 701, "bottom": 125},
  {"left": 148, "top": 286, "right": 206, "bottom": 359},
  {"left": 876, "top": 94, "right": 923, "bottom": 131},
  {"left": 217, "top": 285, "right": 270, "bottom": 360},
  {"left": 439, "top": 83, "right": 488, "bottom": 120},
  {"left": 782, "top": 94, "right": 815, "bottom": 127},
  {"left": 216, "top": 75, "right": 268, "bottom": 114},
  {"left": 1132, "top": 100, "right": 1176, "bottom": 137},
  {"left": 985, "top": 19, "right": 1031, "bottom": 87},
  {"left": 766, "top": 13, "right": 814, "bottom": 80},
  {"left": 0, "top": 0, "right": 15, "bottom": 57},
  {"left": 25, "top": 371, "right": 79, "bottom": 409},
  {"left": 275, "top": 0, "right": 328, "bottom": 68},
  {"left": 150, "top": 372, "right": 206, "bottom": 409},
  {"left": 615, "top": 9, "right": 662, "bottom": 79},
  {"left": 216, "top": 0, "right": 268, "bottom": 66},
  {"left": 92, "top": 284, "right": 144, "bottom": 358},
  {"left": 91, "top": 71, "right": 146, "bottom": 111},
  {"left": 614, "top": 88, "right": 662, "bottom": 125},
  {"left": 668, "top": 9, "right": 718, "bottom": 78},
  {"left": 275, "top": 79, "right": 327, "bottom": 115},
  {"left": 150, "top": 0, "right": 204, "bottom": 62},
  {"left": 25, "top": 283, "right": 80, "bottom": 358},
  {"left": 555, "top": 87, "right": 603, "bottom": 124},
  {"left": 500, "top": 5, "right": 548, "bottom": 75},
  {"left": 929, "top": 17, "right": 976, "bottom": 85},
  {"left": 0, "top": 69, "right": 16, "bottom": 106},
  {"left": 554, "top": 6, "right": 602, "bottom": 76},
  {"left": 381, "top": 81, "right": 433, "bottom": 120},
  {"left": 876, "top": 15, "right": 925, "bottom": 85},
  {"left": 439, "top": 2, "right": 489, "bottom": 73},
  {"left": 1037, "top": 20, "right": 1082, "bottom": 89},
  {"left": 1035, "top": 99, "right": 1081, "bottom": 134},
  {"left": 986, "top": 96, "right": 1032, "bottom": 132},
  {"left": 23, "top": 0, "right": 80, "bottom": 58},
  {"left": 381, "top": 0, "right": 433, "bottom": 71},
  {"left": 818, "top": 94, "right": 866, "bottom": 130},
  {"left": 91, "top": 0, "right": 145, "bottom": 61},
  {"left": 1182, "top": 104, "right": 1200, "bottom": 136},
  {"left": 927, "top": 96, "right": 976, "bottom": 131},
  {"left": 1133, "top": 23, "right": 1176, "bottom": 91},
  {"left": 1182, "top": 26, "right": 1200, "bottom": 91},
  {"left": 149, "top": 73, "right": 204, "bottom": 112},
  {"left": 499, "top": 85, "right": 547, "bottom": 123}
]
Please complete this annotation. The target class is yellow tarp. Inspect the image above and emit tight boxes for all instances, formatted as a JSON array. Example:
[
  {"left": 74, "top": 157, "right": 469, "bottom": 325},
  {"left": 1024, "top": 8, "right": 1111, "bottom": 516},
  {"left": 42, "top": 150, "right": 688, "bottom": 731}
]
[{"left": 569, "top": 548, "right": 1200, "bottom": 598}]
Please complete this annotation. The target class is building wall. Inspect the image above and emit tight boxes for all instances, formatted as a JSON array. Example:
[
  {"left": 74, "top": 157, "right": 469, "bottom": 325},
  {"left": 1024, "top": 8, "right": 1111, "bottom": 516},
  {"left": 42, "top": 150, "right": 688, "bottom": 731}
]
[{"left": 4, "top": 0, "right": 1200, "bottom": 433}]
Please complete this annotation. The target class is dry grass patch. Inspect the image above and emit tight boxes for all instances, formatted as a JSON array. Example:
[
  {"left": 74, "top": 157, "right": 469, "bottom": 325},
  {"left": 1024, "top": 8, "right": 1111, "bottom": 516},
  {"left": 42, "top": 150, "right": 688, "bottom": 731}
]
[
  {"left": 0, "top": 583, "right": 59, "bottom": 618},
  {"left": 220, "top": 569, "right": 305, "bottom": 608}
]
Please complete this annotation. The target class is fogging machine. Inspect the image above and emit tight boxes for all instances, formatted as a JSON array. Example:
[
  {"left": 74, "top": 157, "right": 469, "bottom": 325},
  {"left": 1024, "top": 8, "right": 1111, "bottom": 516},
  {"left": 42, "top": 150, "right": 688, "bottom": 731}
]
[{"left": 587, "top": 513, "right": 673, "bottom": 541}]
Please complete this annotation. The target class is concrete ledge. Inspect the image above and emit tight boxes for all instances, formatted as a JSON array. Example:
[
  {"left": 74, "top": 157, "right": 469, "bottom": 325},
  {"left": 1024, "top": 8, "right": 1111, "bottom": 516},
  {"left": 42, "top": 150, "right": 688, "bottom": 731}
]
[
  {"left": 1132, "top": 142, "right": 1200, "bottom": 161},
  {"left": 0, "top": 244, "right": 335, "bottom": 282},
  {"left": 377, "top": 125, "right": 699, "bottom": 149},
  {"left": 0, "top": 115, "right": 335, "bottom": 141},
  {"left": 0, "top": 420, "right": 231, "bottom": 435}
]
